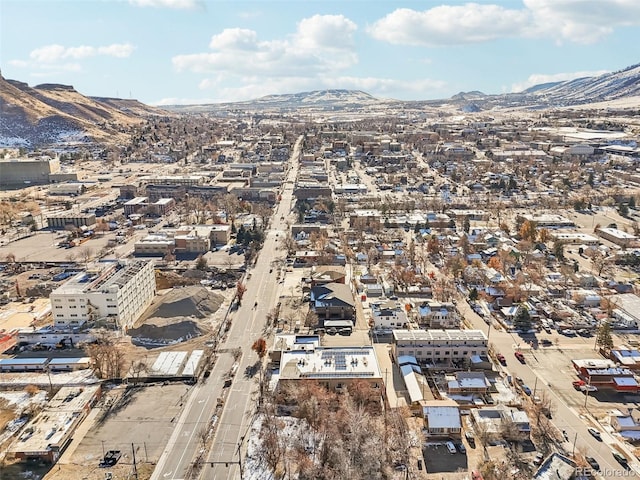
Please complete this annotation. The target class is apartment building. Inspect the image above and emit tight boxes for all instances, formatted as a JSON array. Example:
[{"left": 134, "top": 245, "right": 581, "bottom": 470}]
[
  {"left": 50, "top": 260, "right": 156, "bottom": 331},
  {"left": 392, "top": 329, "right": 488, "bottom": 365}
]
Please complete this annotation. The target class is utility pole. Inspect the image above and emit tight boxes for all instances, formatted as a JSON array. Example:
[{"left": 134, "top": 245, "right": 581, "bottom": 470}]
[{"left": 131, "top": 443, "right": 138, "bottom": 480}]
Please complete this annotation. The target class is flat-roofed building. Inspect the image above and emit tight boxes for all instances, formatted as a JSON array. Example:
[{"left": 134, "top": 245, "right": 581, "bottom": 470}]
[
  {"left": 50, "top": 260, "right": 155, "bottom": 331},
  {"left": 149, "top": 197, "right": 175, "bottom": 216},
  {"left": 8, "top": 385, "right": 101, "bottom": 463},
  {"left": 349, "top": 209, "right": 381, "bottom": 230},
  {"left": 517, "top": 213, "right": 575, "bottom": 229},
  {"left": 143, "top": 175, "right": 205, "bottom": 186},
  {"left": 48, "top": 182, "right": 85, "bottom": 196},
  {"left": 277, "top": 346, "right": 383, "bottom": 393},
  {"left": 123, "top": 196, "right": 149, "bottom": 216},
  {"left": 0, "top": 358, "right": 48, "bottom": 372},
  {"left": 596, "top": 227, "right": 637, "bottom": 248},
  {"left": 0, "top": 157, "right": 60, "bottom": 186},
  {"left": 134, "top": 234, "right": 175, "bottom": 256},
  {"left": 392, "top": 329, "right": 488, "bottom": 366},
  {"left": 551, "top": 231, "right": 599, "bottom": 246},
  {"left": 46, "top": 212, "right": 96, "bottom": 230}
]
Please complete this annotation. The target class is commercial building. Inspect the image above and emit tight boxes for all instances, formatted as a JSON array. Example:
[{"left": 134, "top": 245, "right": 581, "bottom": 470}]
[
  {"left": 277, "top": 346, "right": 383, "bottom": 392},
  {"left": 0, "top": 157, "right": 60, "bottom": 186},
  {"left": 50, "top": 260, "right": 156, "bottom": 331},
  {"left": 8, "top": 386, "right": 101, "bottom": 463},
  {"left": 46, "top": 212, "right": 96, "bottom": 230},
  {"left": 123, "top": 196, "right": 149, "bottom": 216},
  {"left": 572, "top": 358, "right": 638, "bottom": 392},
  {"left": 596, "top": 227, "right": 637, "bottom": 248},
  {"left": 391, "top": 329, "right": 488, "bottom": 366}
]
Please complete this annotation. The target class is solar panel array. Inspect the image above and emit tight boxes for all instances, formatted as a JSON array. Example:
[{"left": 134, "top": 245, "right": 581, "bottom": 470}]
[{"left": 335, "top": 352, "right": 346, "bottom": 370}]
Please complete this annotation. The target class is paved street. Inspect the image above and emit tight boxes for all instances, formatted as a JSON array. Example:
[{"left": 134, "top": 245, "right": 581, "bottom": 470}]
[
  {"left": 150, "top": 136, "right": 302, "bottom": 480},
  {"left": 458, "top": 300, "right": 640, "bottom": 478},
  {"left": 202, "top": 136, "right": 302, "bottom": 479}
]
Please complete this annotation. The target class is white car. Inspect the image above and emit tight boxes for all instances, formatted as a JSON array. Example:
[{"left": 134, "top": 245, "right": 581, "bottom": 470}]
[{"left": 445, "top": 441, "right": 457, "bottom": 454}]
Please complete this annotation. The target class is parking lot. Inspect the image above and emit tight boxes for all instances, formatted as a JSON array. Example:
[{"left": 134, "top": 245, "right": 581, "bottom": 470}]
[
  {"left": 526, "top": 346, "right": 640, "bottom": 414},
  {"left": 50, "top": 383, "right": 192, "bottom": 480},
  {"left": 423, "top": 442, "right": 468, "bottom": 474}
]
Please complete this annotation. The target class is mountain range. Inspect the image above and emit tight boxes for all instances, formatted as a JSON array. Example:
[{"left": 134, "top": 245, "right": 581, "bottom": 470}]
[
  {"left": 0, "top": 73, "right": 165, "bottom": 149},
  {"left": 2, "top": 63, "right": 640, "bottom": 149}
]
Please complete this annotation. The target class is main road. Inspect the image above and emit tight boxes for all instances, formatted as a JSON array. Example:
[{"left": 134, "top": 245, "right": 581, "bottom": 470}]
[
  {"left": 150, "top": 135, "right": 302, "bottom": 480},
  {"left": 458, "top": 299, "right": 640, "bottom": 479}
]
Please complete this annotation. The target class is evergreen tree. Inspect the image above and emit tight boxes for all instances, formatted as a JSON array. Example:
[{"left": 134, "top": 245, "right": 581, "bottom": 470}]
[
  {"left": 513, "top": 305, "right": 532, "bottom": 331},
  {"left": 237, "top": 225, "right": 246, "bottom": 244},
  {"left": 463, "top": 216, "right": 471, "bottom": 234},
  {"left": 595, "top": 321, "right": 614, "bottom": 351},
  {"left": 469, "top": 287, "right": 478, "bottom": 302}
]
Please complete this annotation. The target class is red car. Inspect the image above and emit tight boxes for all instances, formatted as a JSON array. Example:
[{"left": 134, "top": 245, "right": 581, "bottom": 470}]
[
  {"left": 496, "top": 353, "right": 507, "bottom": 365},
  {"left": 514, "top": 351, "right": 525, "bottom": 363},
  {"left": 472, "top": 472, "right": 484, "bottom": 480}
]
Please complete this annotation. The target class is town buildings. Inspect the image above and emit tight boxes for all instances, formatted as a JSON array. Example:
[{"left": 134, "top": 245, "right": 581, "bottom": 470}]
[{"left": 50, "top": 260, "right": 156, "bottom": 331}]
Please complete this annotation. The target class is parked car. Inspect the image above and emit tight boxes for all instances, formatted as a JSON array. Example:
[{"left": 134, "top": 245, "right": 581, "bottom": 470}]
[
  {"left": 445, "top": 441, "right": 457, "bottom": 454},
  {"left": 521, "top": 385, "right": 532, "bottom": 396},
  {"left": 456, "top": 442, "right": 466, "bottom": 454},
  {"left": 465, "top": 431, "right": 476, "bottom": 448},
  {"left": 533, "top": 452, "right": 544, "bottom": 466},
  {"left": 496, "top": 353, "right": 506, "bottom": 365},
  {"left": 588, "top": 428, "right": 602, "bottom": 440},
  {"left": 99, "top": 450, "right": 122, "bottom": 468},
  {"left": 585, "top": 456, "right": 600, "bottom": 470},
  {"left": 514, "top": 351, "right": 525, "bottom": 363},
  {"left": 612, "top": 451, "right": 628, "bottom": 466},
  {"left": 471, "top": 472, "right": 484, "bottom": 480}
]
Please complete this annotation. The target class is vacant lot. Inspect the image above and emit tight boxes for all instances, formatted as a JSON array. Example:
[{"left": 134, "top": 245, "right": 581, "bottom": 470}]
[{"left": 45, "top": 383, "right": 192, "bottom": 480}]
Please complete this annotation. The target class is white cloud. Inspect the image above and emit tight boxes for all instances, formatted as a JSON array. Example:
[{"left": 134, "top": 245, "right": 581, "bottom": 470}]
[
  {"left": 128, "top": 0, "right": 203, "bottom": 9},
  {"left": 511, "top": 69, "right": 610, "bottom": 92},
  {"left": 30, "top": 44, "right": 67, "bottom": 63},
  {"left": 209, "top": 28, "right": 258, "bottom": 51},
  {"left": 368, "top": 4, "right": 530, "bottom": 46},
  {"left": 294, "top": 14, "right": 357, "bottom": 50},
  {"left": 98, "top": 44, "right": 136, "bottom": 58},
  {"left": 173, "top": 14, "right": 358, "bottom": 78},
  {"left": 28, "top": 43, "right": 134, "bottom": 64},
  {"left": 369, "top": 0, "right": 640, "bottom": 46}
]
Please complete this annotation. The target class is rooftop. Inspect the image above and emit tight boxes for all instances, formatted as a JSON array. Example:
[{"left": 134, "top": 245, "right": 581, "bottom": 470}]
[
  {"left": 393, "top": 329, "right": 487, "bottom": 342},
  {"left": 279, "top": 347, "right": 382, "bottom": 381}
]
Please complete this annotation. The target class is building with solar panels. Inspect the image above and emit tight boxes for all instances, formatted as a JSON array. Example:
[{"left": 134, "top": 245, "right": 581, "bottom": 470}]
[{"left": 277, "top": 346, "right": 383, "bottom": 392}]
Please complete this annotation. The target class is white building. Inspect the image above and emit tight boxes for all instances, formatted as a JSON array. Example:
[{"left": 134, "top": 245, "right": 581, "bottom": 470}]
[
  {"left": 417, "top": 301, "right": 460, "bottom": 329},
  {"left": 371, "top": 300, "right": 409, "bottom": 329},
  {"left": 392, "top": 329, "right": 488, "bottom": 366},
  {"left": 50, "top": 260, "right": 156, "bottom": 331}
]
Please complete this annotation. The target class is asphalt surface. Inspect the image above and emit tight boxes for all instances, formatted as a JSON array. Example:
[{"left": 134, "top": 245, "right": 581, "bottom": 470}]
[
  {"left": 458, "top": 299, "right": 640, "bottom": 479},
  {"left": 150, "top": 136, "right": 302, "bottom": 480}
]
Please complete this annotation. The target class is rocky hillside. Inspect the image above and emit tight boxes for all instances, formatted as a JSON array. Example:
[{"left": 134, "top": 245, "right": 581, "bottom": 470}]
[
  {"left": 0, "top": 74, "right": 165, "bottom": 149},
  {"left": 166, "top": 88, "right": 397, "bottom": 114}
]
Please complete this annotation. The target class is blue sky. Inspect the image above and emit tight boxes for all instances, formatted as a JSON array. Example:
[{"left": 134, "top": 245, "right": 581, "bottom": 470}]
[{"left": 1, "top": 0, "right": 639, "bottom": 105}]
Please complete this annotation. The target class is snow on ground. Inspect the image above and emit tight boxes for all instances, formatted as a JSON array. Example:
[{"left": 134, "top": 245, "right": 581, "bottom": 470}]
[
  {"left": 0, "top": 390, "right": 47, "bottom": 407},
  {"left": 244, "top": 415, "right": 320, "bottom": 480},
  {"left": 0, "top": 390, "right": 47, "bottom": 445},
  {"left": 0, "top": 369, "right": 99, "bottom": 388}
]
